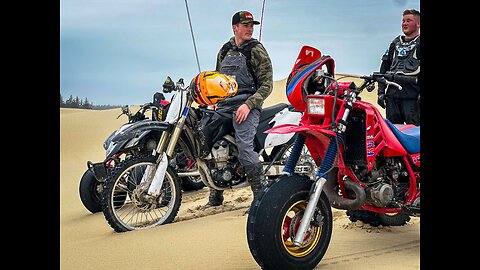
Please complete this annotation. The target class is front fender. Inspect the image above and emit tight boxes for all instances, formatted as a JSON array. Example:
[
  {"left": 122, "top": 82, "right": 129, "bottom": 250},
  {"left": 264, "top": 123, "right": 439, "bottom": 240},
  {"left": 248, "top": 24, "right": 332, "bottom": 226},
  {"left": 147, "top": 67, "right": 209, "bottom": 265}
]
[
  {"left": 268, "top": 123, "right": 337, "bottom": 169},
  {"left": 105, "top": 140, "right": 129, "bottom": 159},
  {"left": 266, "top": 123, "right": 336, "bottom": 137},
  {"left": 112, "top": 120, "right": 170, "bottom": 143}
]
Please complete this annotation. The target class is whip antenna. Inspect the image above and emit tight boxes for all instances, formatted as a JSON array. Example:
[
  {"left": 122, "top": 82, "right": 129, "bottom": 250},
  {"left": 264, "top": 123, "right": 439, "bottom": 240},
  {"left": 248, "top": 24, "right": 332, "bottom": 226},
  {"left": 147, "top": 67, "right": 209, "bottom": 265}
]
[
  {"left": 184, "top": 0, "right": 201, "bottom": 73},
  {"left": 258, "top": 0, "right": 266, "bottom": 42}
]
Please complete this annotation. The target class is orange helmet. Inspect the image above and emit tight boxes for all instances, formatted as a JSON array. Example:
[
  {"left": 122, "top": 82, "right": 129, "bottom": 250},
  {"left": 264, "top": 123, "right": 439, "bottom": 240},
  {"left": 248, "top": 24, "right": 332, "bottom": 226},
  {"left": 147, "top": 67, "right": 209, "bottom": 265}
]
[{"left": 190, "top": 71, "right": 238, "bottom": 105}]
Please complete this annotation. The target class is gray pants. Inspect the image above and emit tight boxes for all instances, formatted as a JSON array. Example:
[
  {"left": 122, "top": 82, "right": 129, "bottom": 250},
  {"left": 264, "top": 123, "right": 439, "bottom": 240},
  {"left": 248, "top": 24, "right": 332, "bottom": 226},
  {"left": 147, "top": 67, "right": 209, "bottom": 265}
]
[
  {"left": 233, "top": 108, "right": 260, "bottom": 167},
  {"left": 207, "top": 108, "right": 263, "bottom": 204}
]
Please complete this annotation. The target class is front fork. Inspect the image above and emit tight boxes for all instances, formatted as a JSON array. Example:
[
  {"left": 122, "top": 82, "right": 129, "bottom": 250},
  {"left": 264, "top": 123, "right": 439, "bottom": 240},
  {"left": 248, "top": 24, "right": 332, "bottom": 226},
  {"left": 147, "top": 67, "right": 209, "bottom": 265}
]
[
  {"left": 284, "top": 133, "right": 342, "bottom": 246},
  {"left": 285, "top": 93, "right": 355, "bottom": 246},
  {"left": 145, "top": 100, "right": 192, "bottom": 197}
]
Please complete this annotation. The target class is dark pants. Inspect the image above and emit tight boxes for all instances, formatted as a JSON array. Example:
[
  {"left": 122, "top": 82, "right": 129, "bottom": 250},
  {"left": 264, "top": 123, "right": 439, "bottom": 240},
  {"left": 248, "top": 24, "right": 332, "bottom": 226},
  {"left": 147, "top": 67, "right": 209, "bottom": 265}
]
[{"left": 385, "top": 97, "right": 420, "bottom": 126}]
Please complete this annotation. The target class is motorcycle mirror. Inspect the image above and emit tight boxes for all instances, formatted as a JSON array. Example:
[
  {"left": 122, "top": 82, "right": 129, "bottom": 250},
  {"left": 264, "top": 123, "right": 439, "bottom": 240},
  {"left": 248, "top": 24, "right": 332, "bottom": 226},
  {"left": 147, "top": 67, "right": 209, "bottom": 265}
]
[
  {"left": 163, "top": 76, "right": 175, "bottom": 93},
  {"left": 118, "top": 105, "right": 130, "bottom": 119}
]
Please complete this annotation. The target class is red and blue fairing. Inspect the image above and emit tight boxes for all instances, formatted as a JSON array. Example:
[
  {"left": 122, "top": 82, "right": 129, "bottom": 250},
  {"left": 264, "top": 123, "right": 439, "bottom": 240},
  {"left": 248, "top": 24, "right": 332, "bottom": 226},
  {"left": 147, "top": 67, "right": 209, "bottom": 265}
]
[{"left": 269, "top": 45, "right": 420, "bottom": 214}]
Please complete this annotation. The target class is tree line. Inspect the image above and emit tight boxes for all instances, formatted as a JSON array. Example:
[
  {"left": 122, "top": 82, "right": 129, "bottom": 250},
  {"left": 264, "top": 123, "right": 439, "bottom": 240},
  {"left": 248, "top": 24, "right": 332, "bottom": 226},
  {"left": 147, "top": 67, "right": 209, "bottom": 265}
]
[{"left": 60, "top": 93, "right": 121, "bottom": 110}]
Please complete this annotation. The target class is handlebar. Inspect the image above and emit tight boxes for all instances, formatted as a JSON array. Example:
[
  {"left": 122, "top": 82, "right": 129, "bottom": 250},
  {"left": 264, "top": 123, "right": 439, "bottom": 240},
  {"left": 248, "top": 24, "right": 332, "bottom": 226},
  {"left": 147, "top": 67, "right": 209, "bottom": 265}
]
[
  {"left": 359, "top": 72, "right": 418, "bottom": 92},
  {"left": 371, "top": 72, "right": 417, "bottom": 86},
  {"left": 383, "top": 72, "right": 418, "bottom": 85}
]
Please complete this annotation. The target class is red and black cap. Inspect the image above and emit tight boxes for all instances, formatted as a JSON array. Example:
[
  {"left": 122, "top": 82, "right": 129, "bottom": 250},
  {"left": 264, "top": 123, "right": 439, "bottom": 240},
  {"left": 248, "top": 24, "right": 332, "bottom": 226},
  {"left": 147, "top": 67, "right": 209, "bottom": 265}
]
[{"left": 232, "top": 11, "right": 260, "bottom": 25}]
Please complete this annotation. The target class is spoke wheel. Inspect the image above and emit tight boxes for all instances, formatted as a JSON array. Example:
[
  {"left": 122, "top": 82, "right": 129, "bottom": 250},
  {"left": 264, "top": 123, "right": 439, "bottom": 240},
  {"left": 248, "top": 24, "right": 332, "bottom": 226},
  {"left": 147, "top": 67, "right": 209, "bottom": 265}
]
[{"left": 102, "top": 154, "right": 182, "bottom": 232}]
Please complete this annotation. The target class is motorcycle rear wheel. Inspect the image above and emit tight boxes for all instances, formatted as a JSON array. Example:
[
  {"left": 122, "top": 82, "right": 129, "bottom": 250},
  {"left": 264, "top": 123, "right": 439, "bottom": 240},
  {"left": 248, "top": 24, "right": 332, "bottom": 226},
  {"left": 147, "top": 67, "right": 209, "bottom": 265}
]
[
  {"left": 102, "top": 154, "right": 182, "bottom": 232},
  {"left": 379, "top": 211, "right": 411, "bottom": 226},
  {"left": 247, "top": 174, "right": 332, "bottom": 270},
  {"left": 181, "top": 175, "right": 205, "bottom": 191},
  {"left": 346, "top": 209, "right": 411, "bottom": 227}
]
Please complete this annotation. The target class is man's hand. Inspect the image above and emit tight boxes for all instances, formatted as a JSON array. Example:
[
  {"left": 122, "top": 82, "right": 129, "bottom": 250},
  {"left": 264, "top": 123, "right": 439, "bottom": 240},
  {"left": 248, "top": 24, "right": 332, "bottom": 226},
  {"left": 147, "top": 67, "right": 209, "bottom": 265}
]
[
  {"left": 377, "top": 94, "right": 386, "bottom": 109},
  {"left": 235, "top": 104, "right": 251, "bottom": 124}
]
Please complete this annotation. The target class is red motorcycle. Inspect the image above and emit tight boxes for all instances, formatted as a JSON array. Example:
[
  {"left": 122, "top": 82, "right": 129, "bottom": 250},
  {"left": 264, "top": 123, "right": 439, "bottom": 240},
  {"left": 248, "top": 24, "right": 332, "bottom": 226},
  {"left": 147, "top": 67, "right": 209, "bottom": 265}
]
[{"left": 246, "top": 45, "right": 420, "bottom": 269}]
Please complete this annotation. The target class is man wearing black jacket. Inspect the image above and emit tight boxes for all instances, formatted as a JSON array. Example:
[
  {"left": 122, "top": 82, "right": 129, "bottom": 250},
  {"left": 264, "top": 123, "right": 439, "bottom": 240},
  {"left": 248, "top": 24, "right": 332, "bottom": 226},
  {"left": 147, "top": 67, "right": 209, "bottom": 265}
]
[{"left": 377, "top": 9, "right": 420, "bottom": 126}]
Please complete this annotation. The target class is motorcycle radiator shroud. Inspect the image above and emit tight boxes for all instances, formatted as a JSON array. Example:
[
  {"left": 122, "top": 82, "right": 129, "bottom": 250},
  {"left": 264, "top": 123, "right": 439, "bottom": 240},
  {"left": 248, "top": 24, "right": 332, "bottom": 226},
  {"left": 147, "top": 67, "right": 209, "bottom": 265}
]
[{"left": 194, "top": 105, "right": 301, "bottom": 158}]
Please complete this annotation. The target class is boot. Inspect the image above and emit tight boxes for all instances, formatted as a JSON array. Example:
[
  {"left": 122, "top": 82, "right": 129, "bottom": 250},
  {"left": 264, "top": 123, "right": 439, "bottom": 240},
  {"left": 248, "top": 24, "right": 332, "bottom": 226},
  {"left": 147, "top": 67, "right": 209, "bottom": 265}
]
[
  {"left": 206, "top": 188, "right": 224, "bottom": 206},
  {"left": 245, "top": 163, "right": 266, "bottom": 200},
  {"left": 243, "top": 163, "right": 266, "bottom": 215}
]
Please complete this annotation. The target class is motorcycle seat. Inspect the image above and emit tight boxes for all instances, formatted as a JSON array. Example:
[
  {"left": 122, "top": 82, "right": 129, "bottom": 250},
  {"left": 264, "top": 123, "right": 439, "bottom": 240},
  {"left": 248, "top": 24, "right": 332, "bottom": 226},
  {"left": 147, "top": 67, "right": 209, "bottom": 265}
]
[
  {"left": 385, "top": 119, "right": 420, "bottom": 154},
  {"left": 260, "top": 103, "right": 288, "bottom": 123}
]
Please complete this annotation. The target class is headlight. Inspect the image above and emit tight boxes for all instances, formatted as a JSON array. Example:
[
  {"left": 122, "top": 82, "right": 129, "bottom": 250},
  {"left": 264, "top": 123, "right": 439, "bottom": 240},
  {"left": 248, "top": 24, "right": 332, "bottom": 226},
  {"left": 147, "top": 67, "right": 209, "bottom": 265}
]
[{"left": 307, "top": 97, "right": 325, "bottom": 115}]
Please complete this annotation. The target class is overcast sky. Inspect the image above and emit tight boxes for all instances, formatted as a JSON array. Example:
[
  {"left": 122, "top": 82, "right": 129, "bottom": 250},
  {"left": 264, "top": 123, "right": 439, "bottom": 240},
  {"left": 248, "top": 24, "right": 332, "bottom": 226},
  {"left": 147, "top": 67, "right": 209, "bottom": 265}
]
[{"left": 60, "top": 0, "right": 420, "bottom": 105}]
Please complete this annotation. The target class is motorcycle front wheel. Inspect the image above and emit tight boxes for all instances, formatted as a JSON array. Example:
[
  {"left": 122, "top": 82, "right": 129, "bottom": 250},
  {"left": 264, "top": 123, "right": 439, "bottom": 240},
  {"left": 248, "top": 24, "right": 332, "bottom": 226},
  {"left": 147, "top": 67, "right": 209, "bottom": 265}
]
[
  {"left": 101, "top": 154, "right": 182, "bottom": 232},
  {"left": 247, "top": 174, "right": 332, "bottom": 270},
  {"left": 79, "top": 169, "right": 102, "bottom": 213}
]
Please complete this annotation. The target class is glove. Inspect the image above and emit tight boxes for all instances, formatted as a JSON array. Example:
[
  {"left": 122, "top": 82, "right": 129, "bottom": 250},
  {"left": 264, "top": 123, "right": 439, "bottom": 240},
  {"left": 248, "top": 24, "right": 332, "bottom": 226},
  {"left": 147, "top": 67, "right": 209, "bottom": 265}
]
[{"left": 377, "top": 94, "right": 386, "bottom": 109}]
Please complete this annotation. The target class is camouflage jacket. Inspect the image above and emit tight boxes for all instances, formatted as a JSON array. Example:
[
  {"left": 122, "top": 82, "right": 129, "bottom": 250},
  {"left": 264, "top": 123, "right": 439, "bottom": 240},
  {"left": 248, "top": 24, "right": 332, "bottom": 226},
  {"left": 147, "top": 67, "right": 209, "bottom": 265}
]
[{"left": 215, "top": 37, "right": 273, "bottom": 110}]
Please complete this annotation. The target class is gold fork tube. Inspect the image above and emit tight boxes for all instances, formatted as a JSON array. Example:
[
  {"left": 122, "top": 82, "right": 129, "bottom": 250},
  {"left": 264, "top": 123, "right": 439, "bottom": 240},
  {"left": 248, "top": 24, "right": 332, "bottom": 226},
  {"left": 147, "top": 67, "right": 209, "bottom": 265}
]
[
  {"left": 166, "top": 116, "right": 186, "bottom": 157},
  {"left": 155, "top": 130, "right": 170, "bottom": 155}
]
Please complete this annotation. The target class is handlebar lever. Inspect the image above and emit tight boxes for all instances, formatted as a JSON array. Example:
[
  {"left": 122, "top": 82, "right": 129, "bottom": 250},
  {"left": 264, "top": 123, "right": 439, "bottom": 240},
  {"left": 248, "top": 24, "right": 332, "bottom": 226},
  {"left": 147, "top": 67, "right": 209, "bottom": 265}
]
[{"left": 385, "top": 80, "right": 402, "bottom": 90}]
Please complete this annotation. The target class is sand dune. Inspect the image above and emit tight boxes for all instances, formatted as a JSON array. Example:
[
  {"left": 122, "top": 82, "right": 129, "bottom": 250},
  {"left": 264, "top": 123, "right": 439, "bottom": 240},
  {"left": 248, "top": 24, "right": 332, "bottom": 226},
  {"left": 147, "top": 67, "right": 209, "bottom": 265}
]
[{"left": 60, "top": 78, "right": 415, "bottom": 270}]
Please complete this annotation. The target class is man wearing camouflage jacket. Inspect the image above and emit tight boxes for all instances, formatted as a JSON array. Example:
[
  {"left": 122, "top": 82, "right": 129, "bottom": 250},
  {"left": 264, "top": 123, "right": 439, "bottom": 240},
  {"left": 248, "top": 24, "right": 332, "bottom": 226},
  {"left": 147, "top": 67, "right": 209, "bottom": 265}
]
[{"left": 206, "top": 10, "right": 273, "bottom": 207}]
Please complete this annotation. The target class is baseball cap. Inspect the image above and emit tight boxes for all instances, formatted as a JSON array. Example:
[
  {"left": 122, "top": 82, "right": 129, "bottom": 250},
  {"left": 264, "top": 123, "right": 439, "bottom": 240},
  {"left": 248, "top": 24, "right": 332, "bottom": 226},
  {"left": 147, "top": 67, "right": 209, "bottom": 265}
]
[{"left": 232, "top": 11, "right": 260, "bottom": 25}]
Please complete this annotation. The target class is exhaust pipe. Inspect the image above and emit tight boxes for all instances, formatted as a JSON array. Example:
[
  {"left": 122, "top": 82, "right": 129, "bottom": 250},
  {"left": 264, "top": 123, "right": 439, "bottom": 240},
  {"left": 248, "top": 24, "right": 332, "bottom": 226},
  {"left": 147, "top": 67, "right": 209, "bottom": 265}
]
[{"left": 323, "top": 168, "right": 366, "bottom": 210}]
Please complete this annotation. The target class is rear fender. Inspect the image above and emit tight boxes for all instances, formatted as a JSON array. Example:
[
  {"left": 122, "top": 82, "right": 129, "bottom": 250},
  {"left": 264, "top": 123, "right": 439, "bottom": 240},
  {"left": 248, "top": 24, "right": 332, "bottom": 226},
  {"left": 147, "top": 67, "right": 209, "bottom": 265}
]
[{"left": 263, "top": 108, "right": 302, "bottom": 148}]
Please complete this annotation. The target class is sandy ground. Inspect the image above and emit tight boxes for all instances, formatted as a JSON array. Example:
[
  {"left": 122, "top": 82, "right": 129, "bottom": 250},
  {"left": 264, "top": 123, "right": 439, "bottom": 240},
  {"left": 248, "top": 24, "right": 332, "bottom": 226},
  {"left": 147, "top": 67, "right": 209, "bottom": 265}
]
[{"left": 60, "top": 77, "right": 419, "bottom": 269}]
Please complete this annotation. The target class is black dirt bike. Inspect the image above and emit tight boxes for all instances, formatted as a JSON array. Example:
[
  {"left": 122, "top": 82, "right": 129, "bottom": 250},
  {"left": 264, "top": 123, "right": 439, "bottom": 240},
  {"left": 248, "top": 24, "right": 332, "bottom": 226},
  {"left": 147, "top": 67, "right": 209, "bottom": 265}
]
[{"left": 79, "top": 92, "right": 204, "bottom": 213}]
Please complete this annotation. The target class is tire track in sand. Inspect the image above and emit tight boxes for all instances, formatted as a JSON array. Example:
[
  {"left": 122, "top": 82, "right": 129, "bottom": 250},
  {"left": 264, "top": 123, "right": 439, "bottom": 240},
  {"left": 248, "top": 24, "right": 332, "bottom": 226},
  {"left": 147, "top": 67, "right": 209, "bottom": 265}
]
[{"left": 318, "top": 239, "right": 420, "bottom": 267}]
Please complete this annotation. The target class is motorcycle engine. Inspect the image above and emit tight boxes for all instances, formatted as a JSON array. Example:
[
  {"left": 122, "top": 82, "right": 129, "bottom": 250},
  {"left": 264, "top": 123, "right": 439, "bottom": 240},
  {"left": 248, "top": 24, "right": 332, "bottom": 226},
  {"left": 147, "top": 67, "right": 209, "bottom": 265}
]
[
  {"left": 210, "top": 139, "right": 240, "bottom": 185},
  {"left": 363, "top": 158, "right": 410, "bottom": 208},
  {"left": 211, "top": 140, "right": 229, "bottom": 169},
  {"left": 367, "top": 183, "right": 394, "bottom": 207}
]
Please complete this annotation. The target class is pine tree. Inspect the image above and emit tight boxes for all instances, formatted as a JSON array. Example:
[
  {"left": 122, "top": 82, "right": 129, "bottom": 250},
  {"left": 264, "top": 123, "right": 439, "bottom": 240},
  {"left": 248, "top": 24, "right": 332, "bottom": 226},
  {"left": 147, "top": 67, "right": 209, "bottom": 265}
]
[
  {"left": 66, "top": 95, "right": 74, "bottom": 108},
  {"left": 82, "top": 97, "right": 93, "bottom": 109},
  {"left": 74, "top": 96, "right": 81, "bottom": 108}
]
